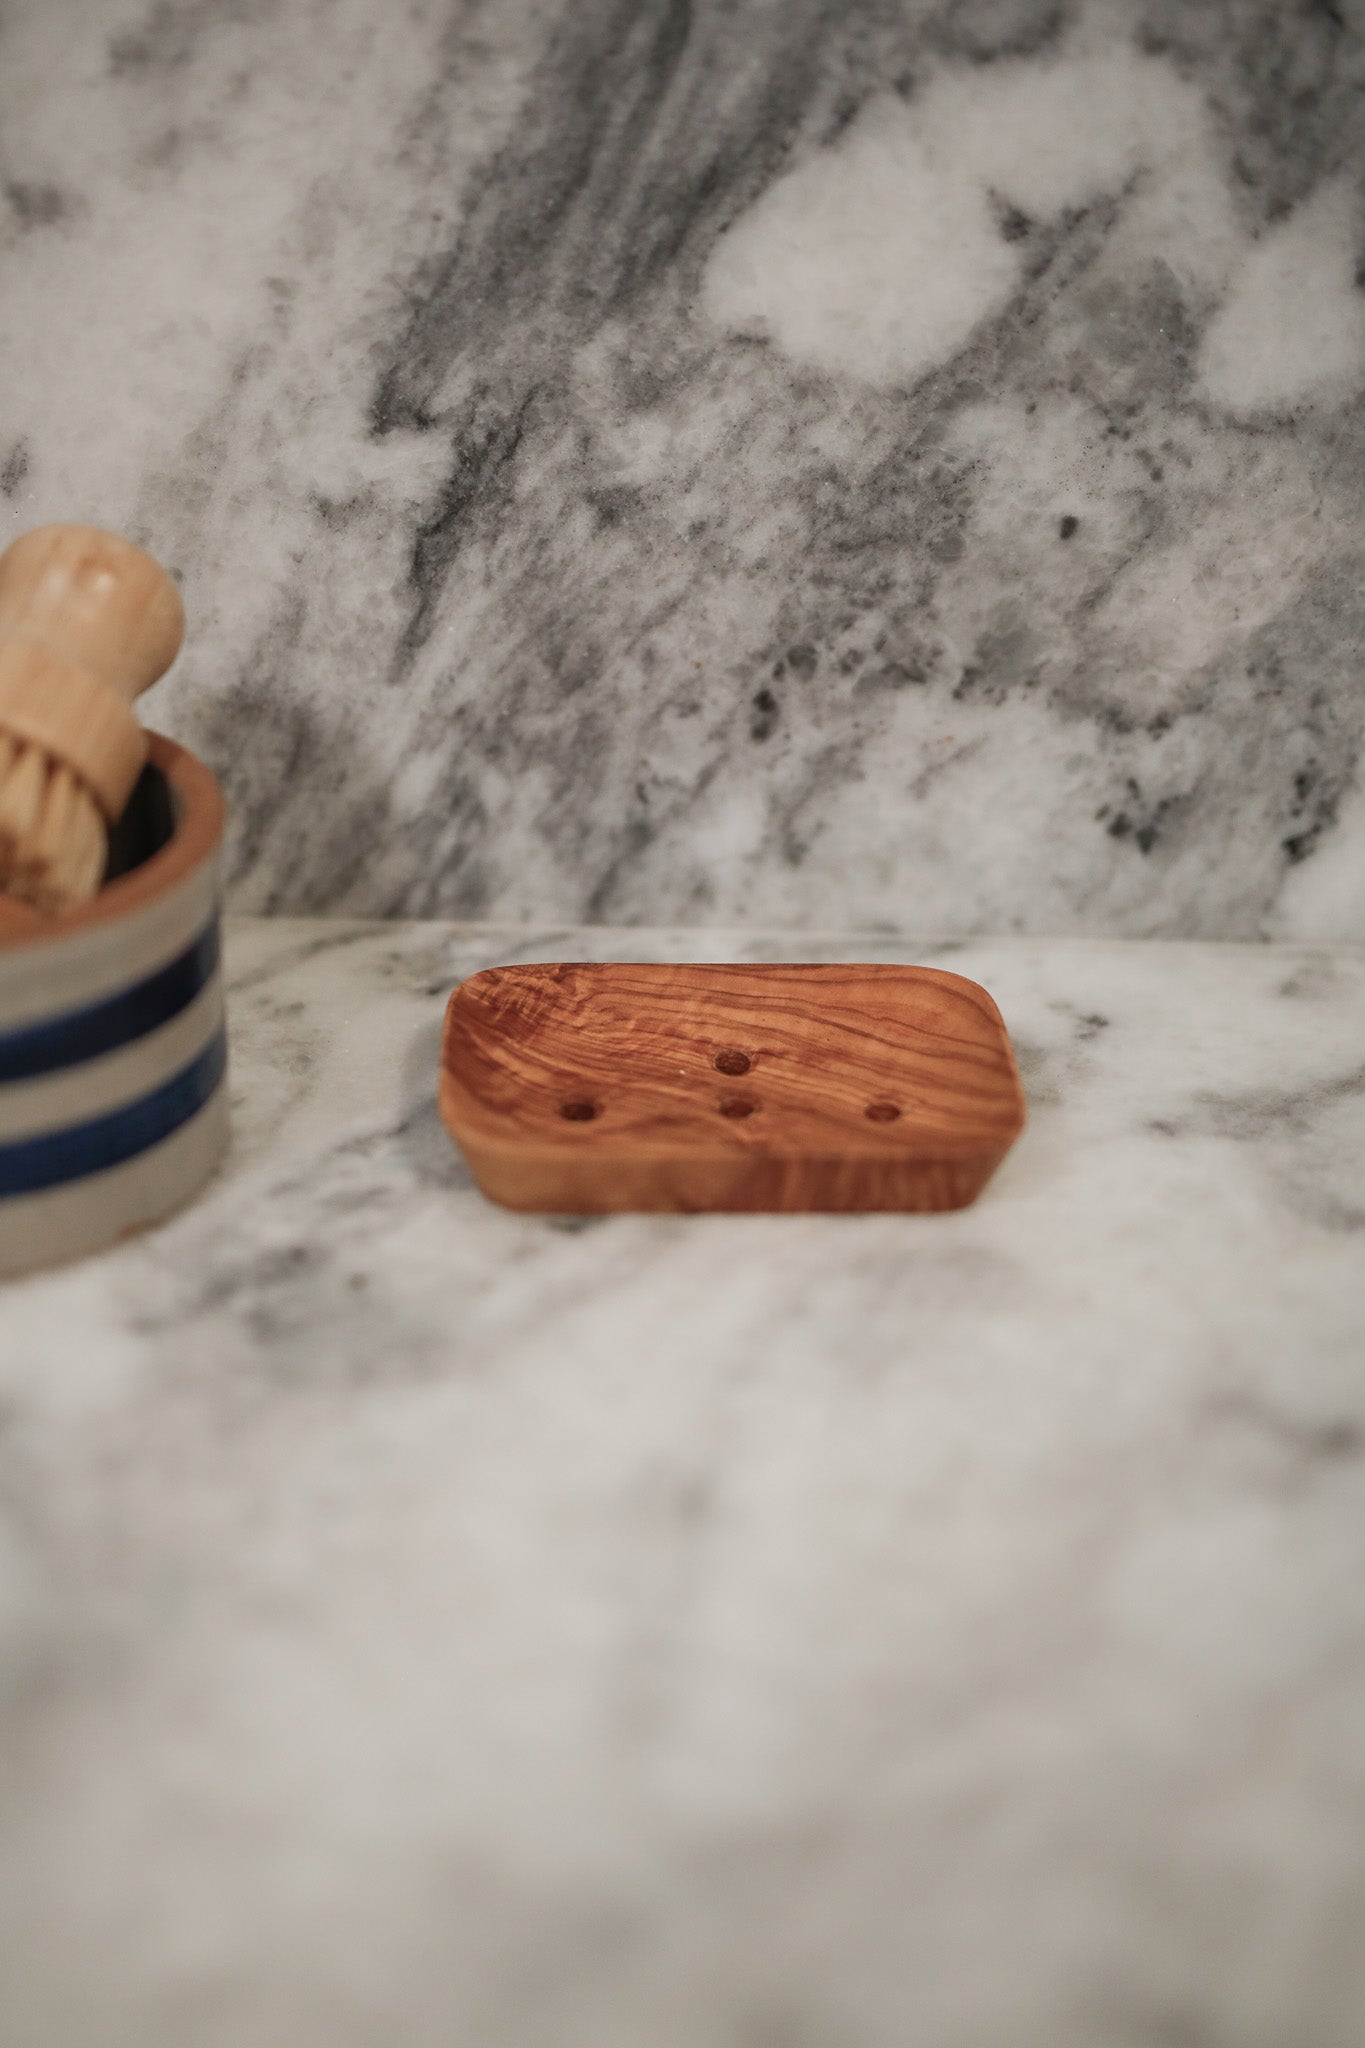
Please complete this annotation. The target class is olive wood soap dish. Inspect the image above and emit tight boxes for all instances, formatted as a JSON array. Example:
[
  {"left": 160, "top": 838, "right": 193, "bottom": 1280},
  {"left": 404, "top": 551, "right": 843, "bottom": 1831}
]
[{"left": 439, "top": 963, "right": 1026, "bottom": 1214}]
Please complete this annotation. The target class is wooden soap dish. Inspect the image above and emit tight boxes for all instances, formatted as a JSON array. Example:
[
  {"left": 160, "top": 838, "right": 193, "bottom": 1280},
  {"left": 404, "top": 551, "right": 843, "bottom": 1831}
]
[{"left": 439, "top": 963, "right": 1026, "bottom": 1214}]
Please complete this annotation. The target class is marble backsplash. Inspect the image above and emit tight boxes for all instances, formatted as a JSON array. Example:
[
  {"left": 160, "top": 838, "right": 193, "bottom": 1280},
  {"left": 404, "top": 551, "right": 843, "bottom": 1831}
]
[{"left": 2, "top": 0, "right": 1363, "bottom": 937}]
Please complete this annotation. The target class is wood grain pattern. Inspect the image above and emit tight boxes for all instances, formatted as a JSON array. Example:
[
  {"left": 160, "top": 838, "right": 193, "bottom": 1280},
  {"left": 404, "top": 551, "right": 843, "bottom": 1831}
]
[{"left": 439, "top": 963, "right": 1026, "bottom": 1213}]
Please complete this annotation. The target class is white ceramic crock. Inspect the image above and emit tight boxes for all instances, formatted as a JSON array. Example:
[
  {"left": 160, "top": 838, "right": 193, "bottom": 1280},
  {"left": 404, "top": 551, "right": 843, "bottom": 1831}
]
[{"left": 0, "top": 734, "right": 228, "bottom": 1278}]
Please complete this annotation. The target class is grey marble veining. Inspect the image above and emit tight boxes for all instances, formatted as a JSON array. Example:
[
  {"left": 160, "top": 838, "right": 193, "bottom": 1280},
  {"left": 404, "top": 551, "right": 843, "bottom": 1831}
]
[
  {"left": 1, "top": 917, "right": 1364, "bottom": 2045},
  {"left": 3, "top": 1, "right": 1365, "bottom": 935}
]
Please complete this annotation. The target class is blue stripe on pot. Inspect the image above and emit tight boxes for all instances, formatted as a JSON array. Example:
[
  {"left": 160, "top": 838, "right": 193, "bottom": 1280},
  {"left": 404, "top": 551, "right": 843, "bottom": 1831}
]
[
  {"left": 0, "top": 922, "right": 220, "bottom": 1082},
  {"left": 0, "top": 1029, "right": 228, "bottom": 1198}
]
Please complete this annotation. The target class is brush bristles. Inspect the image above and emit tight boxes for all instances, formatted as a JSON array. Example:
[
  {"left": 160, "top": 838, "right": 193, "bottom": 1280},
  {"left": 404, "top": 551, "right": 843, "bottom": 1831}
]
[{"left": 0, "top": 732, "right": 107, "bottom": 912}]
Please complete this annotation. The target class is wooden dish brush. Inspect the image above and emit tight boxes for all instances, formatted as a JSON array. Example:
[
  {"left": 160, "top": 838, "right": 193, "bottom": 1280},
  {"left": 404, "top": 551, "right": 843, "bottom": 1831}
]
[{"left": 0, "top": 524, "right": 185, "bottom": 912}]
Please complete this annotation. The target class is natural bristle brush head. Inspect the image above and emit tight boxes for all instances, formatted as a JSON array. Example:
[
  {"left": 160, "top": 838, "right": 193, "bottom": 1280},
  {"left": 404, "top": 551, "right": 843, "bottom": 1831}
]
[{"left": 0, "top": 524, "right": 185, "bottom": 913}]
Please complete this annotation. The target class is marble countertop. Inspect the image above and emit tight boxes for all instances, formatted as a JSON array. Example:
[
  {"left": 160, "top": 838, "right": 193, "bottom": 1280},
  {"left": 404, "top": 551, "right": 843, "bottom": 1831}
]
[{"left": 2, "top": 918, "right": 1364, "bottom": 2045}]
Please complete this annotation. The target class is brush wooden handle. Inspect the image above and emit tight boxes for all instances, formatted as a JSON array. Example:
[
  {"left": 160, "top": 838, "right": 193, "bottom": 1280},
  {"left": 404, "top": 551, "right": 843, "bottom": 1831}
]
[{"left": 0, "top": 525, "right": 185, "bottom": 821}]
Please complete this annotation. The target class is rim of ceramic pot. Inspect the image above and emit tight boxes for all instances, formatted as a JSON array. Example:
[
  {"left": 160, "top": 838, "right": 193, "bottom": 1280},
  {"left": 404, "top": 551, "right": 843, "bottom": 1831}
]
[{"left": 0, "top": 733, "right": 224, "bottom": 950}]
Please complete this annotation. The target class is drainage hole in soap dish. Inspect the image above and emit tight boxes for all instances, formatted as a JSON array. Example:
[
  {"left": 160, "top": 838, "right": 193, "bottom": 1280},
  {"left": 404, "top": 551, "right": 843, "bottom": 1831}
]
[
  {"left": 560, "top": 1099, "right": 600, "bottom": 1122},
  {"left": 719, "top": 1096, "right": 758, "bottom": 1120},
  {"left": 714, "top": 1049, "right": 752, "bottom": 1076},
  {"left": 865, "top": 1102, "right": 901, "bottom": 1122}
]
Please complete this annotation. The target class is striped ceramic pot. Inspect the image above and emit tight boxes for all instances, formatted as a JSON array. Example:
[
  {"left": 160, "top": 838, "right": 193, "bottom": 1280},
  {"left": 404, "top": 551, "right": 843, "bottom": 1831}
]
[{"left": 0, "top": 734, "right": 228, "bottom": 1278}]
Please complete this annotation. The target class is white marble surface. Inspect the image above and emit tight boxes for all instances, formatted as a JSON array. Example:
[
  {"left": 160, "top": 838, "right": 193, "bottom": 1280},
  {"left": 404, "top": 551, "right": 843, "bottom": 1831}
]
[
  {"left": 3, "top": 2, "right": 1365, "bottom": 935},
  {"left": 2, "top": 916, "right": 1364, "bottom": 2046}
]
